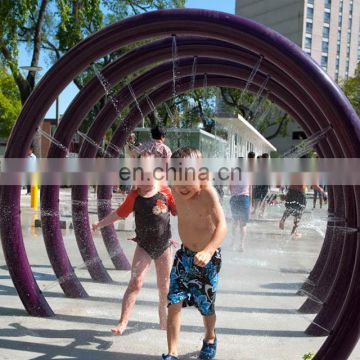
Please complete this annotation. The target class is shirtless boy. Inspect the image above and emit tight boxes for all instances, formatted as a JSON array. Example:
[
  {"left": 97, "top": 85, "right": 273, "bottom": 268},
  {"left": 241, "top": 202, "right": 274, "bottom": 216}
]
[{"left": 162, "top": 147, "right": 227, "bottom": 360}]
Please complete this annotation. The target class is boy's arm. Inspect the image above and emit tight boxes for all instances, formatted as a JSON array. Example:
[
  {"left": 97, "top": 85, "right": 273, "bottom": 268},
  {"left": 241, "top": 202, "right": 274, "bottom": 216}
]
[
  {"left": 92, "top": 191, "right": 137, "bottom": 231},
  {"left": 194, "top": 186, "right": 227, "bottom": 267}
]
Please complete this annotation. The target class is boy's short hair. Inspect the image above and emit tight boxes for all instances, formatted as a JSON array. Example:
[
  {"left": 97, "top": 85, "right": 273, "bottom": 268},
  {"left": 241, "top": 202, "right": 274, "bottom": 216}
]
[
  {"left": 151, "top": 125, "right": 167, "bottom": 140},
  {"left": 171, "top": 147, "right": 203, "bottom": 159}
]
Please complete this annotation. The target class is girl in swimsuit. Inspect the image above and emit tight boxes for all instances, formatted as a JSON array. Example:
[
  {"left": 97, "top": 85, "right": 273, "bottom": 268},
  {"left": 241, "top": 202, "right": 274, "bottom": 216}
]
[{"left": 92, "top": 161, "right": 176, "bottom": 335}]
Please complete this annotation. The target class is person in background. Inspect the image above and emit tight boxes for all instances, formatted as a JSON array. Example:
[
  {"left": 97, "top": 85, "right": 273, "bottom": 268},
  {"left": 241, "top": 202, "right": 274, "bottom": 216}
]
[
  {"left": 26, "top": 144, "right": 36, "bottom": 195},
  {"left": 252, "top": 153, "right": 270, "bottom": 218},
  {"left": 229, "top": 158, "right": 251, "bottom": 252},
  {"left": 139, "top": 125, "right": 172, "bottom": 159},
  {"left": 125, "top": 132, "right": 142, "bottom": 159}
]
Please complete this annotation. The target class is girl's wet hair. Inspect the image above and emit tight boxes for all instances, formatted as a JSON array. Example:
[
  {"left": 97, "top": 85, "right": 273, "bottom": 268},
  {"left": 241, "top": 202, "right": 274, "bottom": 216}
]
[{"left": 171, "top": 147, "right": 203, "bottom": 159}]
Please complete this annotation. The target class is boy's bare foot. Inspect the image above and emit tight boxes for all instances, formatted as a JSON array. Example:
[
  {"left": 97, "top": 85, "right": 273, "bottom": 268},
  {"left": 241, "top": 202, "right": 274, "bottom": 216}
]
[
  {"left": 291, "top": 232, "right": 302, "bottom": 239},
  {"left": 279, "top": 219, "right": 285, "bottom": 230},
  {"left": 111, "top": 322, "right": 127, "bottom": 335}
]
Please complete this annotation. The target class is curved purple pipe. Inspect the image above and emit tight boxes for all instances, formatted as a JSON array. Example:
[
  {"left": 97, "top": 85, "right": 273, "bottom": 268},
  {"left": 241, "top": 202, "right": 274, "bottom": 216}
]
[
  {"left": 300, "top": 185, "right": 336, "bottom": 294},
  {"left": 71, "top": 43, "right": 338, "bottom": 281},
  {"left": 0, "top": 186, "right": 54, "bottom": 316},
  {"left": 298, "top": 186, "right": 346, "bottom": 314},
  {"left": 67, "top": 36, "right": 332, "bottom": 273},
  {"left": 306, "top": 186, "right": 356, "bottom": 335},
  {"left": 1, "top": 10, "right": 359, "bottom": 358},
  {"left": 41, "top": 185, "right": 89, "bottom": 296}
]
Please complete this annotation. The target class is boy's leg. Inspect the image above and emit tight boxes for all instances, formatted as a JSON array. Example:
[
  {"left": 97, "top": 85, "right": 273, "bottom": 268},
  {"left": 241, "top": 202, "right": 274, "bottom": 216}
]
[
  {"left": 291, "top": 214, "right": 302, "bottom": 238},
  {"left": 167, "top": 302, "right": 183, "bottom": 357},
  {"left": 112, "top": 245, "right": 152, "bottom": 335},
  {"left": 279, "top": 208, "right": 291, "bottom": 229},
  {"left": 154, "top": 246, "right": 173, "bottom": 330},
  {"left": 203, "top": 314, "right": 217, "bottom": 343}
]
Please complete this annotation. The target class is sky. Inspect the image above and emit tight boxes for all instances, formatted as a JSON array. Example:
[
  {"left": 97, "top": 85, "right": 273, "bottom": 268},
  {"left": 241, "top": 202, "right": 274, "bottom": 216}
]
[
  {"left": 185, "top": 0, "right": 235, "bottom": 13},
  {"left": 18, "top": 0, "right": 235, "bottom": 119}
]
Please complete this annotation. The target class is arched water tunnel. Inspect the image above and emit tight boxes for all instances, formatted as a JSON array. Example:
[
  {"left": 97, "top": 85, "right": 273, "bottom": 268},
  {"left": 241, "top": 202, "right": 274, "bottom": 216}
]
[{"left": 1, "top": 9, "right": 360, "bottom": 360}]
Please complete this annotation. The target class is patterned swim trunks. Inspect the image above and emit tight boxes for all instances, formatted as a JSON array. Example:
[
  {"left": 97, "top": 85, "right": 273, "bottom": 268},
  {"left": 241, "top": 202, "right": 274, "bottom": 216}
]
[{"left": 167, "top": 246, "right": 222, "bottom": 316}]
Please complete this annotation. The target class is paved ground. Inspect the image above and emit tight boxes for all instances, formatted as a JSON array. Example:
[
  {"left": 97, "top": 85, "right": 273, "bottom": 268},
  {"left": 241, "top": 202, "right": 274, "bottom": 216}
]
[{"left": 1, "top": 189, "right": 360, "bottom": 359}]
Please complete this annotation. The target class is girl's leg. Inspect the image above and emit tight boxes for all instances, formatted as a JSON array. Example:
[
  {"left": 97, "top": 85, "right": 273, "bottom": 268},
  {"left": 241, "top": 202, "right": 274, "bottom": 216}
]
[
  {"left": 112, "top": 245, "right": 152, "bottom": 335},
  {"left": 154, "top": 246, "right": 173, "bottom": 330},
  {"left": 167, "top": 301, "right": 183, "bottom": 357}
]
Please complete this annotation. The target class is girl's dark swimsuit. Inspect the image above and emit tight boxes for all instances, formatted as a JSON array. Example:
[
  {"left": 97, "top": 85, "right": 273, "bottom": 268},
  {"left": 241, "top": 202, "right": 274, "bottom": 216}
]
[{"left": 116, "top": 187, "right": 176, "bottom": 259}]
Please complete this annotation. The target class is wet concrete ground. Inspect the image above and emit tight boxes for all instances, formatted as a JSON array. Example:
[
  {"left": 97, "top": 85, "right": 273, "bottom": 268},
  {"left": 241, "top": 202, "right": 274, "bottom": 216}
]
[{"left": 1, "top": 189, "right": 359, "bottom": 359}]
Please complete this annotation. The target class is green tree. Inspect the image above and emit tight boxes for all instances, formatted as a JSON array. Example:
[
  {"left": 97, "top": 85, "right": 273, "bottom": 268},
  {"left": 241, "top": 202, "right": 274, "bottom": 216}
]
[
  {"left": 0, "top": 67, "right": 21, "bottom": 138},
  {"left": 341, "top": 62, "right": 360, "bottom": 116},
  {"left": 220, "top": 87, "right": 290, "bottom": 140},
  {"left": 0, "top": 0, "right": 185, "bottom": 121}
]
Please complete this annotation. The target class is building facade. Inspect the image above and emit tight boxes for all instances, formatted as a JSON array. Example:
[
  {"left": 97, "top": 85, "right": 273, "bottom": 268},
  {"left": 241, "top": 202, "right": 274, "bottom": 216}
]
[{"left": 236, "top": 0, "right": 360, "bottom": 81}]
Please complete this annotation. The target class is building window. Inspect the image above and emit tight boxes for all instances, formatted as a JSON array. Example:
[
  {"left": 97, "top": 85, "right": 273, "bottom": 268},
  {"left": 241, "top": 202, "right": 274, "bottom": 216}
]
[
  {"left": 338, "top": 15, "right": 342, "bottom": 27},
  {"left": 322, "top": 41, "right": 329, "bottom": 52},
  {"left": 321, "top": 55, "right": 328, "bottom": 68},
  {"left": 305, "top": 37, "right": 312, "bottom": 49},
  {"left": 337, "top": 43, "right": 341, "bottom": 53},
  {"left": 307, "top": 6, "right": 314, "bottom": 19},
  {"left": 306, "top": 22, "right": 313, "bottom": 34},
  {"left": 347, "top": 32, "right": 351, "bottom": 43},
  {"left": 324, "top": 12, "right": 331, "bottom": 24},
  {"left": 323, "top": 26, "right": 330, "bottom": 38},
  {"left": 324, "top": 0, "right": 331, "bottom": 9}
]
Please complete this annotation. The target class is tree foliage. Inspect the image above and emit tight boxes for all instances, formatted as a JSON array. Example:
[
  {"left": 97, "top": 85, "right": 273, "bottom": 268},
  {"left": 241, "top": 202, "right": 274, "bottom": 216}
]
[
  {"left": 341, "top": 62, "right": 360, "bottom": 116},
  {"left": 0, "top": 0, "right": 185, "bottom": 114},
  {"left": 219, "top": 87, "right": 291, "bottom": 140},
  {"left": 0, "top": 67, "right": 21, "bottom": 138}
]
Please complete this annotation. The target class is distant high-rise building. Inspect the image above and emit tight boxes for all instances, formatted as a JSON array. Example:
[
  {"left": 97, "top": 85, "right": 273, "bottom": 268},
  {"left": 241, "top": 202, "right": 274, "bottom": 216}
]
[{"left": 236, "top": 0, "right": 360, "bottom": 81}]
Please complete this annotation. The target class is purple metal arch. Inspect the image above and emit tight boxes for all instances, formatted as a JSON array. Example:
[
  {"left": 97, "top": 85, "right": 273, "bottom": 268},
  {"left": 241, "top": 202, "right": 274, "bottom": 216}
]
[
  {"left": 42, "top": 38, "right": 339, "bottom": 298},
  {"left": 299, "top": 188, "right": 346, "bottom": 314},
  {"left": 0, "top": 9, "right": 359, "bottom": 359},
  {"left": 72, "top": 57, "right": 329, "bottom": 279},
  {"left": 106, "top": 74, "right": 354, "bottom": 346},
  {"left": 51, "top": 37, "right": 337, "bottom": 291}
]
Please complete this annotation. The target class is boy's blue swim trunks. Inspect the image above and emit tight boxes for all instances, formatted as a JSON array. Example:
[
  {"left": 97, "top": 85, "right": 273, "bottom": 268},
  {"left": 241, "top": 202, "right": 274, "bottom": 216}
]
[{"left": 167, "top": 245, "right": 221, "bottom": 316}]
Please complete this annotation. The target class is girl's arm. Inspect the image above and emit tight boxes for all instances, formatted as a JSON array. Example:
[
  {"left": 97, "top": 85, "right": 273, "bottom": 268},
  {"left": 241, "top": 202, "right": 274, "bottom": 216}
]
[
  {"left": 92, "top": 211, "right": 122, "bottom": 232},
  {"left": 92, "top": 190, "right": 138, "bottom": 232}
]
